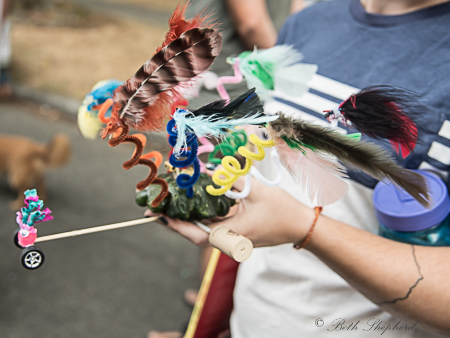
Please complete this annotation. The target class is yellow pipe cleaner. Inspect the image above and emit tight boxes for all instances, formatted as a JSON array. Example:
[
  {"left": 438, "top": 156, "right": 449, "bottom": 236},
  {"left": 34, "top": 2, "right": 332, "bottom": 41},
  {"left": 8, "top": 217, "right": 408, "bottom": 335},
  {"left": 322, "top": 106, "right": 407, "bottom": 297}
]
[{"left": 206, "top": 134, "right": 275, "bottom": 196}]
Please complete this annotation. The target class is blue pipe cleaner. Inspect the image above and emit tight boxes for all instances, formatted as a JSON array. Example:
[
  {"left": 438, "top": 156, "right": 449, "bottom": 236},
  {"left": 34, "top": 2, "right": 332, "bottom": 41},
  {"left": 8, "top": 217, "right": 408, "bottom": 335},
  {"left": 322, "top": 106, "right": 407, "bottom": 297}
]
[
  {"left": 85, "top": 79, "right": 123, "bottom": 114},
  {"left": 166, "top": 120, "right": 201, "bottom": 198}
]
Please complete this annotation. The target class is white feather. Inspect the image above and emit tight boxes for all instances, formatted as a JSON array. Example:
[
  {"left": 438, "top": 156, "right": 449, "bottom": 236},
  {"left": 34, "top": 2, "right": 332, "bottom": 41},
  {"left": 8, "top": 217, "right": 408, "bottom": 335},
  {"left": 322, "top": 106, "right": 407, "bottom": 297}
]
[
  {"left": 239, "top": 45, "right": 303, "bottom": 93},
  {"left": 274, "top": 63, "right": 318, "bottom": 97},
  {"left": 276, "top": 141, "right": 349, "bottom": 205},
  {"left": 178, "top": 71, "right": 219, "bottom": 99},
  {"left": 172, "top": 110, "right": 279, "bottom": 156}
]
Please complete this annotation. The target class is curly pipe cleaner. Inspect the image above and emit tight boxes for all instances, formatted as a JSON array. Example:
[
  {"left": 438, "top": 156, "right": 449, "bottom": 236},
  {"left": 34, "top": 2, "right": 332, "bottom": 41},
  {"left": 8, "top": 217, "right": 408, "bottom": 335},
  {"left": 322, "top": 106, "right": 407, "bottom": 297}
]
[
  {"left": 99, "top": 99, "right": 164, "bottom": 166},
  {"left": 206, "top": 134, "right": 274, "bottom": 196},
  {"left": 213, "top": 60, "right": 285, "bottom": 194},
  {"left": 172, "top": 97, "right": 214, "bottom": 173},
  {"left": 207, "top": 130, "right": 247, "bottom": 167},
  {"left": 108, "top": 121, "right": 168, "bottom": 207},
  {"left": 216, "top": 59, "right": 243, "bottom": 101},
  {"left": 192, "top": 60, "right": 244, "bottom": 172},
  {"left": 98, "top": 98, "right": 113, "bottom": 123},
  {"left": 167, "top": 119, "right": 201, "bottom": 198},
  {"left": 197, "top": 137, "right": 215, "bottom": 173},
  {"left": 226, "top": 147, "right": 283, "bottom": 199}
]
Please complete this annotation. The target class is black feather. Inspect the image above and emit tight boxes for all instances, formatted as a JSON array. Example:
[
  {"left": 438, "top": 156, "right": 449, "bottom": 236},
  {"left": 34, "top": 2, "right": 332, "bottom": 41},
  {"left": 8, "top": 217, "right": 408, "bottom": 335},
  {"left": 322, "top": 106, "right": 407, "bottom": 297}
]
[
  {"left": 334, "top": 86, "right": 420, "bottom": 155},
  {"left": 191, "top": 88, "right": 265, "bottom": 122}
]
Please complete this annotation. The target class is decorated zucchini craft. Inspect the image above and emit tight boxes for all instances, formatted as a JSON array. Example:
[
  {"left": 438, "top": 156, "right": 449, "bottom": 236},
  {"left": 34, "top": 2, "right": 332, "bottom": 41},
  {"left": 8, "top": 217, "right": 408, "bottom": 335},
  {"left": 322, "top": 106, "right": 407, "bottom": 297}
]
[
  {"left": 18, "top": 3, "right": 433, "bottom": 272},
  {"left": 135, "top": 173, "right": 236, "bottom": 222}
]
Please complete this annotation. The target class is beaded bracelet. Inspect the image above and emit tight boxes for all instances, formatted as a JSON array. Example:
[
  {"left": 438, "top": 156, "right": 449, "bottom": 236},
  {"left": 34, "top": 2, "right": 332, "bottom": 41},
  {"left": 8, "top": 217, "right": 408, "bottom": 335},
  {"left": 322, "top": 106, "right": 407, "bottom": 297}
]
[{"left": 293, "top": 206, "right": 323, "bottom": 250}]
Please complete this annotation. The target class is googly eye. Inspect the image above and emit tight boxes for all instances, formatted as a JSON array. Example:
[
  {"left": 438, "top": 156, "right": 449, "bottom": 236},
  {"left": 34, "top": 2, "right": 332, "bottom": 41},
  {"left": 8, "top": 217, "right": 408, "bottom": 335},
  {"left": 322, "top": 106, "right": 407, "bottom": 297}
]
[{"left": 19, "top": 229, "right": 30, "bottom": 238}]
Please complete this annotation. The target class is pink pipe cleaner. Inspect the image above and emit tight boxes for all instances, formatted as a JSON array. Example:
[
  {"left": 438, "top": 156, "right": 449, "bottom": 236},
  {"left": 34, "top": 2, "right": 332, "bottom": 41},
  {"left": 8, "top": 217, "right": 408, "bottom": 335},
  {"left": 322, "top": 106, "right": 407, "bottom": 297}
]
[
  {"left": 215, "top": 60, "right": 243, "bottom": 101},
  {"left": 195, "top": 60, "right": 244, "bottom": 172},
  {"left": 197, "top": 137, "right": 215, "bottom": 172}
]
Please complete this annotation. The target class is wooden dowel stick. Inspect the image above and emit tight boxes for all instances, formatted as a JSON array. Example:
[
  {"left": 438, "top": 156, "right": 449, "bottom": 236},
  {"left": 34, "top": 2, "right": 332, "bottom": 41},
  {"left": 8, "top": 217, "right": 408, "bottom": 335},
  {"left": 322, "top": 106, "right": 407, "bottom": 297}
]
[
  {"left": 35, "top": 217, "right": 159, "bottom": 243},
  {"left": 184, "top": 247, "right": 222, "bottom": 338}
]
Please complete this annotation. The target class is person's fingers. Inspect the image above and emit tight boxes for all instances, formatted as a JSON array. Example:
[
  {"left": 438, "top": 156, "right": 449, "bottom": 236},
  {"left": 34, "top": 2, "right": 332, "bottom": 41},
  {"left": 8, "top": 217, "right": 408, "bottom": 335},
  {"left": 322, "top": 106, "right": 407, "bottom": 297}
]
[
  {"left": 230, "top": 174, "right": 265, "bottom": 203},
  {"left": 207, "top": 165, "right": 248, "bottom": 199},
  {"left": 144, "top": 209, "right": 168, "bottom": 226},
  {"left": 229, "top": 174, "right": 247, "bottom": 192},
  {"left": 144, "top": 209, "right": 161, "bottom": 218},
  {"left": 207, "top": 202, "right": 240, "bottom": 223},
  {"left": 165, "top": 217, "right": 211, "bottom": 246},
  {"left": 206, "top": 212, "right": 244, "bottom": 237},
  {"left": 147, "top": 209, "right": 213, "bottom": 246}
]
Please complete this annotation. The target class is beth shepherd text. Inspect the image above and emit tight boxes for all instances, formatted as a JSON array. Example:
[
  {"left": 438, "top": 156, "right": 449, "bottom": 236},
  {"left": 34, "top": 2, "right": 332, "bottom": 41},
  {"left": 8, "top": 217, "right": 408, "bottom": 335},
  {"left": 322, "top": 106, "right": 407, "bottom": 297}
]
[{"left": 327, "top": 318, "right": 418, "bottom": 335}]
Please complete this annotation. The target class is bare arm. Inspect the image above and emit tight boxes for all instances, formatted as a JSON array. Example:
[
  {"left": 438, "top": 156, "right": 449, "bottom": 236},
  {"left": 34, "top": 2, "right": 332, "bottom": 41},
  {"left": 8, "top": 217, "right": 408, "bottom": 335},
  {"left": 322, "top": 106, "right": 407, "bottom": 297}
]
[
  {"left": 309, "top": 213, "right": 450, "bottom": 335},
  {"left": 151, "top": 177, "right": 450, "bottom": 335},
  {"left": 290, "top": 0, "right": 306, "bottom": 13},
  {"left": 225, "top": 0, "right": 277, "bottom": 49}
]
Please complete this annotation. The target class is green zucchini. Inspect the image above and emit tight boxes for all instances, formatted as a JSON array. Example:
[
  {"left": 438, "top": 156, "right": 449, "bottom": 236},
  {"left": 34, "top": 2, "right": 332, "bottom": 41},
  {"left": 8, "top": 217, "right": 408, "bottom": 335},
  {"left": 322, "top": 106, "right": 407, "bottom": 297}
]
[{"left": 136, "top": 173, "right": 236, "bottom": 221}]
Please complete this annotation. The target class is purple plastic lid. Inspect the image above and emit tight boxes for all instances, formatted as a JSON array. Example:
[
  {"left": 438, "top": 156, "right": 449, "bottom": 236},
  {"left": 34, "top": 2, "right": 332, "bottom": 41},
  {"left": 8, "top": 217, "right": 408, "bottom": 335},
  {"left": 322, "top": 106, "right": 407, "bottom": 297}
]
[{"left": 373, "top": 170, "right": 450, "bottom": 232}]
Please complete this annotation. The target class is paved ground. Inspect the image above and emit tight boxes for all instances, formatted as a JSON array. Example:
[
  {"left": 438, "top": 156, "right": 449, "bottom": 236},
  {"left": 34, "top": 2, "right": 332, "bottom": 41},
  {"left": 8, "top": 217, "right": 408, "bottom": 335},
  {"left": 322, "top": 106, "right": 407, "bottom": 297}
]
[{"left": 0, "top": 100, "right": 200, "bottom": 338}]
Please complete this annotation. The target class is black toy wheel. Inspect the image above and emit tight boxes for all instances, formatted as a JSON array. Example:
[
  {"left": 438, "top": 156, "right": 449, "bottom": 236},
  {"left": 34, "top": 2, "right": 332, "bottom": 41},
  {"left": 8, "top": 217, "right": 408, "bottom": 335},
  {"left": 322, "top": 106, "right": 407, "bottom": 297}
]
[
  {"left": 13, "top": 229, "right": 22, "bottom": 249},
  {"left": 21, "top": 246, "right": 45, "bottom": 270}
]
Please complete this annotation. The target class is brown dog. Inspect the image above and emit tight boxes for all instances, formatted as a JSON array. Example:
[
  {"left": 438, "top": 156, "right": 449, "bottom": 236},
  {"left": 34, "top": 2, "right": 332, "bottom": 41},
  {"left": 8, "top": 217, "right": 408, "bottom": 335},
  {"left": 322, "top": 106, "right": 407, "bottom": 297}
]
[{"left": 0, "top": 133, "right": 71, "bottom": 209}]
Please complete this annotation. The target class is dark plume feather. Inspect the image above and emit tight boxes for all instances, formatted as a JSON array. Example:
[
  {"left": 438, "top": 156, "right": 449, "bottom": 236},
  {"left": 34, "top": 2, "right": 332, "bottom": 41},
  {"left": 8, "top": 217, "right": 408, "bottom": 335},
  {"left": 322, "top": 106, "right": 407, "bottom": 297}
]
[
  {"left": 191, "top": 88, "right": 265, "bottom": 122},
  {"left": 268, "top": 113, "right": 430, "bottom": 207},
  {"left": 106, "top": 27, "right": 222, "bottom": 135},
  {"left": 326, "top": 86, "right": 420, "bottom": 158}
]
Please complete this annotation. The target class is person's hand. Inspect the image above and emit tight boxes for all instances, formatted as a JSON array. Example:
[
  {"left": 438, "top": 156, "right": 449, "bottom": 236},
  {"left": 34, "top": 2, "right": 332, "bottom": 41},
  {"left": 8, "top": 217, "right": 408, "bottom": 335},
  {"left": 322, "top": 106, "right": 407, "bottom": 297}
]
[
  {"left": 144, "top": 209, "right": 229, "bottom": 246},
  {"left": 145, "top": 176, "right": 316, "bottom": 248}
]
